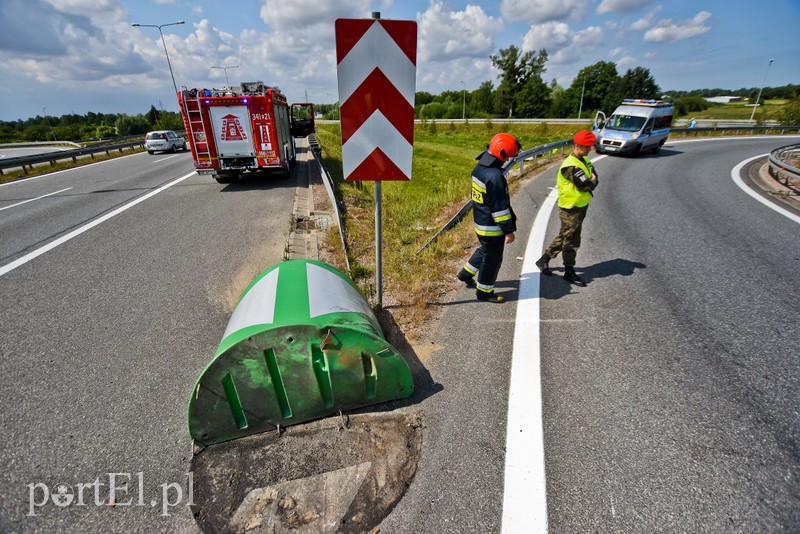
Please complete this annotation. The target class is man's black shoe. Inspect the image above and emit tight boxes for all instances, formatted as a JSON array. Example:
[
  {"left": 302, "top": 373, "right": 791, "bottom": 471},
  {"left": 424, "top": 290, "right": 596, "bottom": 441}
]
[
  {"left": 535, "top": 253, "right": 552, "bottom": 276},
  {"left": 457, "top": 271, "right": 477, "bottom": 288},
  {"left": 476, "top": 290, "right": 505, "bottom": 303},
  {"left": 563, "top": 268, "right": 587, "bottom": 287}
]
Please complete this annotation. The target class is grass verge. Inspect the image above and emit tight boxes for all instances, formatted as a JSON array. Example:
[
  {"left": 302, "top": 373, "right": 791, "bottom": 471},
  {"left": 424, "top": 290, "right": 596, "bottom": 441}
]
[{"left": 314, "top": 121, "right": 582, "bottom": 339}]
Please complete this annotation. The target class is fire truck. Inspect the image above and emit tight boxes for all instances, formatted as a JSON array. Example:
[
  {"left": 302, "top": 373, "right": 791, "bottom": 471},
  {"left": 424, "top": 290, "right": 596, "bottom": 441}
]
[{"left": 178, "top": 82, "right": 315, "bottom": 183}]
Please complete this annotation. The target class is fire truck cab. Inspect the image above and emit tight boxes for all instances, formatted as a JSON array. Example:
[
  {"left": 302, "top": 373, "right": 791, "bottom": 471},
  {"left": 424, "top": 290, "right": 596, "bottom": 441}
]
[{"left": 178, "top": 82, "right": 315, "bottom": 183}]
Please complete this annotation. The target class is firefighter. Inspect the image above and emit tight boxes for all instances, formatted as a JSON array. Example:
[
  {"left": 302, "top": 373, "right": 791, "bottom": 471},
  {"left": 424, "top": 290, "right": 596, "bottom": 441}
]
[
  {"left": 457, "top": 133, "right": 521, "bottom": 303},
  {"left": 535, "top": 129, "right": 599, "bottom": 287}
]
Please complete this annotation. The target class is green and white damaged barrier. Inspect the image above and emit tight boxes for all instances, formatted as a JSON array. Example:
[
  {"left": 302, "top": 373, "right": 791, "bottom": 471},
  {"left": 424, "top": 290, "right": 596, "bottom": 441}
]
[{"left": 189, "top": 260, "right": 414, "bottom": 446}]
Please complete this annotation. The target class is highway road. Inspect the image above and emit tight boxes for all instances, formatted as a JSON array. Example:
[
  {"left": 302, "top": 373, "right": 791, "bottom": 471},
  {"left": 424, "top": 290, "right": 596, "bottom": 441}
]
[
  {"left": 0, "top": 135, "right": 798, "bottom": 533},
  {"left": 379, "top": 136, "right": 800, "bottom": 533},
  {"left": 0, "top": 148, "right": 301, "bottom": 532}
]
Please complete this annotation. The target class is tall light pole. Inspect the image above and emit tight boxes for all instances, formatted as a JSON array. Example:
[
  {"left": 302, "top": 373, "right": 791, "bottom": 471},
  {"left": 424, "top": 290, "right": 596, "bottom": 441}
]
[
  {"left": 211, "top": 65, "right": 239, "bottom": 90},
  {"left": 42, "top": 107, "right": 57, "bottom": 141},
  {"left": 749, "top": 58, "right": 774, "bottom": 122},
  {"left": 578, "top": 76, "right": 586, "bottom": 119},
  {"left": 460, "top": 80, "right": 466, "bottom": 121},
  {"left": 131, "top": 20, "right": 185, "bottom": 95}
]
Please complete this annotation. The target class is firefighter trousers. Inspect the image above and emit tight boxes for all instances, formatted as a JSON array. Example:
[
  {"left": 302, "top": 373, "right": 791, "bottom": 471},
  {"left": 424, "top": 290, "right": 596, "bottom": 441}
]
[
  {"left": 460, "top": 234, "right": 506, "bottom": 293},
  {"left": 545, "top": 205, "right": 588, "bottom": 267}
]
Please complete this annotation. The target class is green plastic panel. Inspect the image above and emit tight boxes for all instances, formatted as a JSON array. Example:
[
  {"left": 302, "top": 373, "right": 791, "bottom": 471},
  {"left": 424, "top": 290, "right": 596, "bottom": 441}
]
[{"left": 188, "top": 260, "right": 414, "bottom": 446}]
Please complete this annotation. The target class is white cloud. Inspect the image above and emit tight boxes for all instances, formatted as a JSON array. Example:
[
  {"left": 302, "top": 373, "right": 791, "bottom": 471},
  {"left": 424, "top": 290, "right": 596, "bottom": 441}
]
[
  {"left": 259, "top": 0, "right": 372, "bottom": 30},
  {"left": 523, "top": 22, "right": 602, "bottom": 65},
  {"left": 643, "top": 11, "right": 712, "bottom": 43},
  {"left": 596, "top": 0, "right": 653, "bottom": 16},
  {"left": 418, "top": 1, "right": 501, "bottom": 62},
  {"left": 501, "top": 0, "right": 591, "bottom": 25}
]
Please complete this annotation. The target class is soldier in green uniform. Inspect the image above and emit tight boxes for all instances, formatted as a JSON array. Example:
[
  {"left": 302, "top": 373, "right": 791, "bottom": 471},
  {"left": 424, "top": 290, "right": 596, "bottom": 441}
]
[{"left": 535, "top": 130, "right": 598, "bottom": 287}]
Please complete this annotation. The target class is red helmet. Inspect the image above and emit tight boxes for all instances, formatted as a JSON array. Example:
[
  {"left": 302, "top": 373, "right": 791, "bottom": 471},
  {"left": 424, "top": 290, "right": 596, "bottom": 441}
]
[{"left": 488, "top": 133, "right": 521, "bottom": 162}]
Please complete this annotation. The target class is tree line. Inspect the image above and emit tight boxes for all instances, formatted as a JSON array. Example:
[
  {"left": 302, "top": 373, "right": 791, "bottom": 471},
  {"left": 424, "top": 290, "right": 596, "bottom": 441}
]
[
  {"left": 0, "top": 106, "right": 183, "bottom": 144},
  {"left": 3, "top": 44, "right": 799, "bottom": 143},
  {"left": 410, "top": 45, "right": 800, "bottom": 123}
]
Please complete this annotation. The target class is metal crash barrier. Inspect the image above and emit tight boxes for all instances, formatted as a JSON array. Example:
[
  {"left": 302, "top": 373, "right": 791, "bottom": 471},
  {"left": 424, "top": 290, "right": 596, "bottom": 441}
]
[{"left": 188, "top": 259, "right": 414, "bottom": 446}]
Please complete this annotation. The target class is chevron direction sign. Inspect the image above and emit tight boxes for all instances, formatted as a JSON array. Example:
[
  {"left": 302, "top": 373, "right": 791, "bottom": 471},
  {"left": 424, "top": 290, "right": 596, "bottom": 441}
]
[{"left": 335, "top": 18, "right": 417, "bottom": 181}]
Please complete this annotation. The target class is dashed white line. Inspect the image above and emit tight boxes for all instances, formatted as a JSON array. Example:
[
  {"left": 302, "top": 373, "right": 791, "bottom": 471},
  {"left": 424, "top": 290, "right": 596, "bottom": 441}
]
[
  {"left": 0, "top": 172, "right": 196, "bottom": 277},
  {"left": 0, "top": 187, "right": 72, "bottom": 212}
]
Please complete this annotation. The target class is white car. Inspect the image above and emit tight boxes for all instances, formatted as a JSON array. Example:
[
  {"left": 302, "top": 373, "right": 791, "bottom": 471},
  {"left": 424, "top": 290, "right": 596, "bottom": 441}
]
[{"left": 145, "top": 130, "right": 186, "bottom": 154}]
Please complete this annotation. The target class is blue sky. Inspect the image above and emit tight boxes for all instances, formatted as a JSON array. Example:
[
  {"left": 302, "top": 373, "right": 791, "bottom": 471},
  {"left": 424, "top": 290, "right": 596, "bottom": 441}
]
[{"left": 0, "top": 0, "right": 797, "bottom": 122}]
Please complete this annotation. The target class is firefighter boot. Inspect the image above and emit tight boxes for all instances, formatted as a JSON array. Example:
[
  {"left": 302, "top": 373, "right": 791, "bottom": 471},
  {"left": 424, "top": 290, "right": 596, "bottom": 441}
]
[
  {"left": 563, "top": 266, "right": 587, "bottom": 287},
  {"left": 457, "top": 269, "right": 477, "bottom": 288},
  {"left": 535, "top": 253, "right": 553, "bottom": 276},
  {"left": 476, "top": 289, "right": 505, "bottom": 303}
]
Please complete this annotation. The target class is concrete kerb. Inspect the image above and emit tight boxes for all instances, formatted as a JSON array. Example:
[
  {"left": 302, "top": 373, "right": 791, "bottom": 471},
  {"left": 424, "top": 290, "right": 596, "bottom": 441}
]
[{"left": 286, "top": 140, "right": 335, "bottom": 261}]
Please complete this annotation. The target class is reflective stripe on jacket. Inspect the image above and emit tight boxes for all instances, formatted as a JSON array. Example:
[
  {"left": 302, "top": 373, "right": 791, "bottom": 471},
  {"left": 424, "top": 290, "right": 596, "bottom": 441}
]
[
  {"left": 471, "top": 153, "right": 516, "bottom": 236},
  {"left": 557, "top": 154, "right": 595, "bottom": 209}
]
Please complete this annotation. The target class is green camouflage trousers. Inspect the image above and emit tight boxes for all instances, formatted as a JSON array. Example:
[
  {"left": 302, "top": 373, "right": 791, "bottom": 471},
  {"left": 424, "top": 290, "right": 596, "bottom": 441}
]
[{"left": 545, "top": 205, "right": 588, "bottom": 267}]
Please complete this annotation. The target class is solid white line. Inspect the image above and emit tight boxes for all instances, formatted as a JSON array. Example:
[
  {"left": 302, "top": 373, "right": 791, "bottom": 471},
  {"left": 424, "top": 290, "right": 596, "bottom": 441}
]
[
  {"left": 502, "top": 154, "right": 607, "bottom": 533},
  {"left": 731, "top": 153, "right": 800, "bottom": 225},
  {"left": 0, "top": 172, "right": 196, "bottom": 277},
  {"left": 0, "top": 187, "right": 72, "bottom": 212},
  {"left": 501, "top": 186, "right": 557, "bottom": 534}
]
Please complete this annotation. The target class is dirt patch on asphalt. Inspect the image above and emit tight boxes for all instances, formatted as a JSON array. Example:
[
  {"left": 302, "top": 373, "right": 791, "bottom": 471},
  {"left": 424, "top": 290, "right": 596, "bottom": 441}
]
[{"left": 190, "top": 411, "right": 423, "bottom": 533}]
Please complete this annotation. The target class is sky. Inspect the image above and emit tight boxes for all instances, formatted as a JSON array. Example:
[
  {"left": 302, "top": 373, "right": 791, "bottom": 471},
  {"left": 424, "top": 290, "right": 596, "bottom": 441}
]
[{"left": 0, "top": 0, "right": 798, "bottom": 122}]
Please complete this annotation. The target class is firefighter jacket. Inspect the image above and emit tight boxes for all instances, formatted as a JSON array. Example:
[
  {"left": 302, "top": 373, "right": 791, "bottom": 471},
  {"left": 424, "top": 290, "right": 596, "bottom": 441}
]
[
  {"left": 471, "top": 151, "right": 517, "bottom": 237},
  {"left": 556, "top": 153, "right": 597, "bottom": 209}
]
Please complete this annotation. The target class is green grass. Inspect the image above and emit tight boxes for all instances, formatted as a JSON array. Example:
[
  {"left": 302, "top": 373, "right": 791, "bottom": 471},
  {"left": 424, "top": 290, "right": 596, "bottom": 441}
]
[{"left": 315, "top": 121, "right": 580, "bottom": 335}]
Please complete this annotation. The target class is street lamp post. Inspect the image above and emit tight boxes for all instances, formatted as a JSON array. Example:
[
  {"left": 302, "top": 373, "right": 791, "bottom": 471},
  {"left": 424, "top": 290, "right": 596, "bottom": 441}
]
[
  {"left": 460, "top": 80, "right": 466, "bottom": 121},
  {"left": 578, "top": 76, "right": 586, "bottom": 119},
  {"left": 211, "top": 65, "right": 239, "bottom": 90},
  {"left": 131, "top": 20, "right": 185, "bottom": 96},
  {"left": 749, "top": 59, "right": 774, "bottom": 123}
]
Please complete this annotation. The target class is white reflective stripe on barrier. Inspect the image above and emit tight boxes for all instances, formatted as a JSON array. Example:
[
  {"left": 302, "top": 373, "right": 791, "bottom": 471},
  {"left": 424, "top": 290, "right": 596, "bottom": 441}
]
[
  {"left": 222, "top": 268, "right": 279, "bottom": 339},
  {"left": 307, "top": 263, "right": 380, "bottom": 331}
]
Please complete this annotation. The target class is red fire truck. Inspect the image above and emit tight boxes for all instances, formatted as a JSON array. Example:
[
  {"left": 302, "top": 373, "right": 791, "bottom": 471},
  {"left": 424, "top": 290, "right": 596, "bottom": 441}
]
[{"left": 178, "top": 82, "right": 315, "bottom": 183}]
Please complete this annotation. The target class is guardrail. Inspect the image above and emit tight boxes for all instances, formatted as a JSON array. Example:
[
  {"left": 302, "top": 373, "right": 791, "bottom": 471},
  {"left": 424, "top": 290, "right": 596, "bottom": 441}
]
[
  {"left": 0, "top": 138, "right": 146, "bottom": 175},
  {"left": 768, "top": 143, "right": 800, "bottom": 192},
  {"left": 415, "top": 138, "right": 572, "bottom": 253},
  {"left": 307, "top": 134, "right": 351, "bottom": 273}
]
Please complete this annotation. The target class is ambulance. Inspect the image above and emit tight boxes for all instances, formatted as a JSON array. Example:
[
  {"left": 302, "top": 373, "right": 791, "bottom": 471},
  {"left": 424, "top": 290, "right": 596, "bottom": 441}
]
[
  {"left": 593, "top": 99, "right": 673, "bottom": 155},
  {"left": 178, "top": 82, "right": 314, "bottom": 183}
]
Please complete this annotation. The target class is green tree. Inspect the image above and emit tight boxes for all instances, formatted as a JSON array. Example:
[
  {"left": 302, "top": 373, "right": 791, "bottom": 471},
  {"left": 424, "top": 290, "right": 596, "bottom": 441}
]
[
  {"left": 617, "top": 67, "right": 661, "bottom": 99},
  {"left": 96, "top": 123, "right": 116, "bottom": 139},
  {"left": 491, "top": 45, "right": 548, "bottom": 118},
  {"left": 776, "top": 95, "right": 800, "bottom": 125},
  {"left": 471, "top": 81, "right": 494, "bottom": 115},
  {"left": 115, "top": 114, "right": 151, "bottom": 136}
]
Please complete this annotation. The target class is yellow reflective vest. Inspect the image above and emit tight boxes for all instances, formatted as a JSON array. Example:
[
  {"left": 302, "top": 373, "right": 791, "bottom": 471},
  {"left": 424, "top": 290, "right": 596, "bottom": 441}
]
[{"left": 556, "top": 154, "right": 595, "bottom": 209}]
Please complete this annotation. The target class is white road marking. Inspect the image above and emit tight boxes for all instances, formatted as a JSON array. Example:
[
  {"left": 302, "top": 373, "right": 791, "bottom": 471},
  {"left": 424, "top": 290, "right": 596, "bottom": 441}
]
[
  {"left": 502, "top": 154, "right": 606, "bottom": 533},
  {"left": 501, "top": 186, "right": 556, "bottom": 533},
  {"left": 0, "top": 187, "right": 72, "bottom": 212},
  {"left": 152, "top": 153, "right": 183, "bottom": 163},
  {"left": 732, "top": 153, "right": 800, "bottom": 225},
  {"left": 0, "top": 172, "right": 196, "bottom": 277}
]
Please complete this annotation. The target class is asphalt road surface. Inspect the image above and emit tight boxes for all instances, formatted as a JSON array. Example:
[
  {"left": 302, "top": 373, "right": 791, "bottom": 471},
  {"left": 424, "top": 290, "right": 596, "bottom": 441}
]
[
  {"left": 1, "top": 135, "right": 798, "bottom": 533},
  {"left": 0, "top": 148, "right": 300, "bottom": 532},
  {"left": 379, "top": 135, "right": 800, "bottom": 533}
]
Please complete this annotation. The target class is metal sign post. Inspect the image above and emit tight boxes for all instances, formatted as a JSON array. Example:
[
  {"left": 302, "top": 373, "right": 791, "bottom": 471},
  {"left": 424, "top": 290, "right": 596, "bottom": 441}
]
[{"left": 335, "top": 13, "right": 417, "bottom": 309}]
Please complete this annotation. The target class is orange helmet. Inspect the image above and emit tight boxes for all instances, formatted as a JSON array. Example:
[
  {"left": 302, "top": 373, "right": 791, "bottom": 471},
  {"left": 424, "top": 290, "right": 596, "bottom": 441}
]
[{"left": 488, "top": 133, "right": 521, "bottom": 162}]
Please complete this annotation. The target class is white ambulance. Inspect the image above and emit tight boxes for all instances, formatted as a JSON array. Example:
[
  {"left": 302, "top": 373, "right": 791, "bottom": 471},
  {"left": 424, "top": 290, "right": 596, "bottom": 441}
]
[{"left": 593, "top": 99, "right": 674, "bottom": 155}]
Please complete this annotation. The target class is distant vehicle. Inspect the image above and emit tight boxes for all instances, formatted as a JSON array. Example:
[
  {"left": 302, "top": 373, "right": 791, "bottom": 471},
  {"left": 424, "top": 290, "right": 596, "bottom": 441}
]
[
  {"left": 178, "top": 82, "right": 315, "bottom": 183},
  {"left": 145, "top": 130, "right": 187, "bottom": 154},
  {"left": 593, "top": 99, "right": 674, "bottom": 155}
]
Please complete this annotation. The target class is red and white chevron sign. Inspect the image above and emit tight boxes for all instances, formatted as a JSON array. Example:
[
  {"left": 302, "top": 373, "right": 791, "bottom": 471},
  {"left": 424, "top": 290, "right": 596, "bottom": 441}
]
[{"left": 335, "top": 18, "right": 417, "bottom": 181}]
